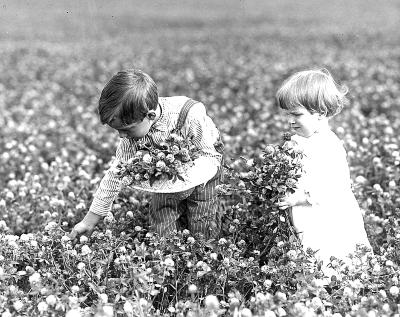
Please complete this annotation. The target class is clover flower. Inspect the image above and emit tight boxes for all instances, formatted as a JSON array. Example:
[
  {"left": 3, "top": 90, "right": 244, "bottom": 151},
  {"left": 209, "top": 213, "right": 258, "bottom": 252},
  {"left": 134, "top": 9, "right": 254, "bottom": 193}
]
[
  {"left": 81, "top": 245, "right": 91, "bottom": 255},
  {"left": 45, "top": 295, "right": 57, "bottom": 306},
  {"left": 44, "top": 221, "right": 58, "bottom": 231},
  {"left": 116, "top": 133, "right": 201, "bottom": 187},
  {"left": 164, "top": 257, "right": 175, "bottom": 267},
  {"left": 1, "top": 310, "right": 12, "bottom": 317},
  {"left": 13, "top": 300, "right": 23, "bottom": 311},
  {"left": 29, "top": 272, "right": 41, "bottom": 285},
  {"left": 142, "top": 153, "right": 152, "bottom": 164},
  {"left": 204, "top": 295, "right": 219, "bottom": 311},
  {"left": 389, "top": 285, "right": 399, "bottom": 296},
  {"left": 77, "top": 262, "right": 85, "bottom": 270},
  {"left": 123, "top": 301, "right": 134, "bottom": 314},
  {"left": 188, "top": 284, "right": 198, "bottom": 294},
  {"left": 65, "top": 308, "right": 81, "bottom": 317},
  {"left": 37, "top": 301, "right": 48, "bottom": 313}
]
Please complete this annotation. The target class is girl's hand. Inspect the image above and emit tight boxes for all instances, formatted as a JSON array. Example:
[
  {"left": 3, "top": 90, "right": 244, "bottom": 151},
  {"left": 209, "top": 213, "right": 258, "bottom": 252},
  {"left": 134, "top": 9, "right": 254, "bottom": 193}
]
[{"left": 277, "top": 191, "right": 309, "bottom": 210}]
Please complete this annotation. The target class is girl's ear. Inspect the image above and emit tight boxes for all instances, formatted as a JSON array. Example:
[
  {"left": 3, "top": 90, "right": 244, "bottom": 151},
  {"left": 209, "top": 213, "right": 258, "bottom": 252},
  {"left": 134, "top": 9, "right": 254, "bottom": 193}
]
[{"left": 147, "top": 110, "right": 156, "bottom": 120}]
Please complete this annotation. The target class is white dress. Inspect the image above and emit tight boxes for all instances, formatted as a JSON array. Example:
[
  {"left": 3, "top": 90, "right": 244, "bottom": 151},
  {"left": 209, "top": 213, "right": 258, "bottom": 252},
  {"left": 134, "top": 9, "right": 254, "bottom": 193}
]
[{"left": 291, "top": 127, "right": 372, "bottom": 262}]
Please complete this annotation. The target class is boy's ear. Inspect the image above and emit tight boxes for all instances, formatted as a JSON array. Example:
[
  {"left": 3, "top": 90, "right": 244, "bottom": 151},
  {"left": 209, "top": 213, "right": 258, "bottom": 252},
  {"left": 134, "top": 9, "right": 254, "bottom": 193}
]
[{"left": 147, "top": 110, "right": 156, "bottom": 120}]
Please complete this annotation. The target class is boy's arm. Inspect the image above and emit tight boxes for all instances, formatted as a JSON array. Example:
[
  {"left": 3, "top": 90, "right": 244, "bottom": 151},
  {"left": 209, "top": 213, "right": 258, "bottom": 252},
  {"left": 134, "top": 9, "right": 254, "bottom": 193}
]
[
  {"left": 184, "top": 102, "right": 223, "bottom": 164},
  {"left": 70, "top": 138, "right": 136, "bottom": 239},
  {"left": 89, "top": 137, "right": 136, "bottom": 216}
]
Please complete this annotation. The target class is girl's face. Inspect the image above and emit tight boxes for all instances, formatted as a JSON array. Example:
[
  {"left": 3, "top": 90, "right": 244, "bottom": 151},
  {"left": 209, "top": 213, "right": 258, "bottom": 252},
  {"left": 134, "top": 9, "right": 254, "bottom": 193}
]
[{"left": 285, "top": 107, "right": 322, "bottom": 138}]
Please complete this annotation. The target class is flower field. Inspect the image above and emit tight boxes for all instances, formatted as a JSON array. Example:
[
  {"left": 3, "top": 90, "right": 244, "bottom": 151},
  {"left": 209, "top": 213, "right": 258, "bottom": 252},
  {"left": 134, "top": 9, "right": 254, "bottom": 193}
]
[{"left": 1, "top": 1, "right": 400, "bottom": 316}]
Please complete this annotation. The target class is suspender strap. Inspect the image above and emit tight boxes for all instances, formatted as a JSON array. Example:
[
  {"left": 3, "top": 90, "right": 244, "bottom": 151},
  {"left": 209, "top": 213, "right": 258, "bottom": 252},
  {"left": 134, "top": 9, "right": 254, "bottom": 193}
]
[{"left": 173, "top": 99, "right": 198, "bottom": 133}]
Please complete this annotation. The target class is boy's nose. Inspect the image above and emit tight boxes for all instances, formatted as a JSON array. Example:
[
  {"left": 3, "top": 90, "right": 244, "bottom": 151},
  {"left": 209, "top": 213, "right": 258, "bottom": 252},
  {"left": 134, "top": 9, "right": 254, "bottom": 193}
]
[{"left": 119, "top": 131, "right": 128, "bottom": 138}]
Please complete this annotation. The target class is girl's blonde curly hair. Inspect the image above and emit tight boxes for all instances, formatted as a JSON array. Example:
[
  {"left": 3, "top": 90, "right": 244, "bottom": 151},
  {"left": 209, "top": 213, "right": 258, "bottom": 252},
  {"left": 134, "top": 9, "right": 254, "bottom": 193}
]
[{"left": 276, "top": 68, "right": 348, "bottom": 117}]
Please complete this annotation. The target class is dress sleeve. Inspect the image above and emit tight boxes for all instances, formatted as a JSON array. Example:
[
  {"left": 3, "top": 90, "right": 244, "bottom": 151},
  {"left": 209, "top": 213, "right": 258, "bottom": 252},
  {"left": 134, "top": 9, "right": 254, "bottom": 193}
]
[
  {"left": 183, "top": 102, "right": 222, "bottom": 165},
  {"left": 89, "top": 138, "right": 136, "bottom": 216}
]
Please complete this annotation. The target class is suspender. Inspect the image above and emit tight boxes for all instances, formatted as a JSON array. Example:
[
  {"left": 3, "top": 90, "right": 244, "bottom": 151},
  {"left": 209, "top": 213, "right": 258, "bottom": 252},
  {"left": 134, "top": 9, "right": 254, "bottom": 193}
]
[{"left": 172, "top": 99, "right": 198, "bottom": 134}]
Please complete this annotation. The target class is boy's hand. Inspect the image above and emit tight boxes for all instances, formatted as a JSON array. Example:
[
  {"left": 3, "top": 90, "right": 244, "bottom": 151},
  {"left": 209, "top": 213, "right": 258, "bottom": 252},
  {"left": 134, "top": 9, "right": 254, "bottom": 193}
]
[
  {"left": 277, "top": 191, "right": 309, "bottom": 210},
  {"left": 69, "top": 211, "right": 102, "bottom": 241}
]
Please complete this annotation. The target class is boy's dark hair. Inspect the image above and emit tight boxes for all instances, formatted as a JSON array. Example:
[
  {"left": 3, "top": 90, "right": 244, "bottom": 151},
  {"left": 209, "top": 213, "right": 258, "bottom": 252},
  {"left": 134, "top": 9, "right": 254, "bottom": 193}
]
[{"left": 98, "top": 69, "right": 158, "bottom": 125}]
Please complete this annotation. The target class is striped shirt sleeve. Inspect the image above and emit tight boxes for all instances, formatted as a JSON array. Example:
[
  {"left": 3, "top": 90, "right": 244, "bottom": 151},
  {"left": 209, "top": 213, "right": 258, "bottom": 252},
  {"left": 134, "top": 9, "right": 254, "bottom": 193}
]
[
  {"left": 89, "top": 138, "right": 136, "bottom": 217},
  {"left": 183, "top": 102, "right": 222, "bottom": 164}
]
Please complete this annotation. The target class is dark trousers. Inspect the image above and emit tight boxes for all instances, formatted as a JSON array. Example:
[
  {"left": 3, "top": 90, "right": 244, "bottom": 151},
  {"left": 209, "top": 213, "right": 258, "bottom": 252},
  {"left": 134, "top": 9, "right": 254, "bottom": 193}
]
[{"left": 150, "top": 170, "right": 222, "bottom": 238}]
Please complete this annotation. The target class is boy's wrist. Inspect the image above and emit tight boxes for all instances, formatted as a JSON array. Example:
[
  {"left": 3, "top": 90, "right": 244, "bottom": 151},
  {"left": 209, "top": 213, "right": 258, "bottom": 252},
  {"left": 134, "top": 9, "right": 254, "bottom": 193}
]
[{"left": 82, "top": 211, "right": 102, "bottom": 227}]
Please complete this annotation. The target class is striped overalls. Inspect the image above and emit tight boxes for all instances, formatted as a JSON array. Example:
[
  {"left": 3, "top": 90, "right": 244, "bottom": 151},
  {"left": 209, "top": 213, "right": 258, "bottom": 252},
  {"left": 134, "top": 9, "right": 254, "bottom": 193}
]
[{"left": 150, "top": 99, "right": 224, "bottom": 239}]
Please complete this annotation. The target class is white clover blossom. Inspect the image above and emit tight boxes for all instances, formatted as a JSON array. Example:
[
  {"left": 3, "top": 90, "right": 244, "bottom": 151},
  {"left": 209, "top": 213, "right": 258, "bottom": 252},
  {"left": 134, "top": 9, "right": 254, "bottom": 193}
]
[
  {"left": 79, "top": 235, "right": 88, "bottom": 244},
  {"left": 204, "top": 295, "right": 219, "bottom": 310},
  {"left": 44, "top": 221, "right": 58, "bottom": 231},
  {"left": 29, "top": 272, "right": 41, "bottom": 284},
  {"left": 0, "top": 220, "right": 9, "bottom": 231},
  {"left": 13, "top": 300, "right": 23, "bottom": 311},
  {"left": 166, "top": 154, "right": 175, "bottom": 163},
  {"left": 81, "top": 245, "right": 91, "bottom": 255},
  {"left": 37, "top": 301, "right": 48, "bottom": 313},
  {"left": 123, "top": 301, "right": 134, "bottom": 314},
  {"left": 156, "top": 160, "right": 166, "bottom": 169},
  {"left": 46, "top": 294, "right": 57, "bottom": 306},
  {"left": 142, "top": 153, "right": 152, "bottom": 164},
  {"left": 77, "top": 262, "right": 85, "bottom": 270},
  {"left": 164, "top": 258, "right": 175, "bottom": 267},
  {"left": 389, "top": 285, "right": 399, "bottom": 296},
  {"left": 1, "top": 310, "right": 12, "bottom": 317},
  {"left": 218, "top": 238, "right": 227, "bottom": 245},
  {"left": 5, "top": 191, "right": 14, "bottom": 200},
  {"left": 102, "top": 305, "right": 114, "bottom": 317},
  {"left": 99, "top": 293, "right": 108, "bottom": 303},
  {"left": 76, "top": 202, "right": 86, "bottom": 210},
  {"left": 61, "top": 235, "right": 71, "bottom": 244},
  {"left": 65, "top": 308, "right": 82, "bottom": 317},
  {"left": 71, "top": 285, "right": 80, "bottom": 293}
]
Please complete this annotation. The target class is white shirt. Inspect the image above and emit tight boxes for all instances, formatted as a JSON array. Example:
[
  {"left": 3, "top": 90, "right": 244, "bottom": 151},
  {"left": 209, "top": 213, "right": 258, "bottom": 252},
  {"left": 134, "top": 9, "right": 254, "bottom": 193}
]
[{"left": 89, "top": 96, "right": 222, "bottom": 217}]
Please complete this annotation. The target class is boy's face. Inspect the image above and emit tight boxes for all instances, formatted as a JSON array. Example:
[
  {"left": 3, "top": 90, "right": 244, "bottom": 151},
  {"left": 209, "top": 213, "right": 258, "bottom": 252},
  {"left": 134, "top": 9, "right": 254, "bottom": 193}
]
[
  {"left": 108, "top": 116, "right": 152, "bottom": 140},
  {"left": 284, "top": 106, "right": 322, "bottom": 138}
]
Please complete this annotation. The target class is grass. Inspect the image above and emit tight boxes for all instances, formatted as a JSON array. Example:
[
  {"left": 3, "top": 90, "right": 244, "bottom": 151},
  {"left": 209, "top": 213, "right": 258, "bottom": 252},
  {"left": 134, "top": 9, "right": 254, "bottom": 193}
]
[{"left": 0, "top": 0, "right": 399, "bottom": 43}]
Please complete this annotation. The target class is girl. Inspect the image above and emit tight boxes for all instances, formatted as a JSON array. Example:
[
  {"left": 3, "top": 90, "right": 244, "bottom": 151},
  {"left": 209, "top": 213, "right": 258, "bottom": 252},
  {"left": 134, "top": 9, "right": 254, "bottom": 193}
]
[{"left": 275, "top": 68, "right": 372, "bottom": 263}]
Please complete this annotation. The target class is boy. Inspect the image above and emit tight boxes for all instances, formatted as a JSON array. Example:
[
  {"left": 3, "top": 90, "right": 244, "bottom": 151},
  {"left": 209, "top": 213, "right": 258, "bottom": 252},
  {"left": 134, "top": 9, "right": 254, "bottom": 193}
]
[{"left": 70, "top": 69, "right": 223, "bottom": 240}]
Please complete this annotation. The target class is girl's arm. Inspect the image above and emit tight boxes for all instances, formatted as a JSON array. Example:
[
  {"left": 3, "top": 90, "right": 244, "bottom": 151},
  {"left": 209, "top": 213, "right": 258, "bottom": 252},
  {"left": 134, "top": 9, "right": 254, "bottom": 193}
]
[{"left": 278, "top": 188, "right": 310, "bottom": 210}]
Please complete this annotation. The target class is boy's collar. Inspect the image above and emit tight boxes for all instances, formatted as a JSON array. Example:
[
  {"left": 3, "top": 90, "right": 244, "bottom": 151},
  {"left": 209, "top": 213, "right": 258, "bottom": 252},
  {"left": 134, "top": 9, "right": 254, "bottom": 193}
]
[{"left": 150, "top": 99, "right": 168, "bottom": 132}]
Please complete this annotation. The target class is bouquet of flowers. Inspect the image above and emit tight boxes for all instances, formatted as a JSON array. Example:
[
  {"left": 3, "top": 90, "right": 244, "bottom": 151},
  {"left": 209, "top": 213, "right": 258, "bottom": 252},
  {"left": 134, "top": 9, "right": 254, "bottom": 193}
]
[
  {"left": 245, "top": 133, "right": 304, "bottom": 206},
  {"left": 219, "top": 133, "right": 304, "bottom": 258},
  {"left": 115, "top": 133, "right": 201, "bottom": 188}
]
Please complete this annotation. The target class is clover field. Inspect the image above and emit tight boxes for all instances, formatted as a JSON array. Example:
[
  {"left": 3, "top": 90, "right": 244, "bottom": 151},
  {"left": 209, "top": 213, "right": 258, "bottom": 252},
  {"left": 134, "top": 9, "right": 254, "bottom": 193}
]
[{"left": 1, "top": 1, "right": 400, "bottom": 316}]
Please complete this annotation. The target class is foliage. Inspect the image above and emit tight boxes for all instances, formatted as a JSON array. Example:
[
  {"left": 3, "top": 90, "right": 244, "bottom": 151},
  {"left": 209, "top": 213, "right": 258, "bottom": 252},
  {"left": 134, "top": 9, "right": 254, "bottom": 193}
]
[
  {"left": 115, "top": 134, "right": 201, "bottom": 187},
  {"left": 1, "top": 2, "right": 400, "bottom": 316}
]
